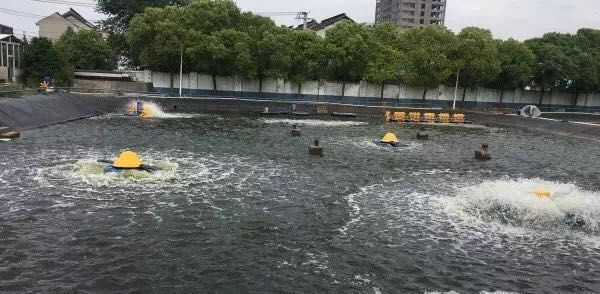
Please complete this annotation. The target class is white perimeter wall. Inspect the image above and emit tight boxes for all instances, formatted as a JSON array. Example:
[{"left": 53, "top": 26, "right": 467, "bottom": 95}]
[{"left": 147, "top": 71, "right": 599, "bottom": 107}]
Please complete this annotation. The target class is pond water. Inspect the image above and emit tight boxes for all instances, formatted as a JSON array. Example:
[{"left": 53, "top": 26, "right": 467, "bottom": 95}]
[{"left": 1, "top": 109, "right": 599, "bottom": 293}]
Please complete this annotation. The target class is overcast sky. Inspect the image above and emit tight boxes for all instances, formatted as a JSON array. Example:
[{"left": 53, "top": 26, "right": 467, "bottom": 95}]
[{"left": 2, "top": 0, "right": 600, "bottom": 40}]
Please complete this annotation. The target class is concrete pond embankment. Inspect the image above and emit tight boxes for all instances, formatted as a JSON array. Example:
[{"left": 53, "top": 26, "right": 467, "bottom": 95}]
[
  {"left": 0, "top": 94, "right": 599, "bottom": 142},
  {"left": 467, "top": 112, "right": 600, "bottom": 141},
  {"left": 0, "top": 94, "right": 123, "bottom": 131}
]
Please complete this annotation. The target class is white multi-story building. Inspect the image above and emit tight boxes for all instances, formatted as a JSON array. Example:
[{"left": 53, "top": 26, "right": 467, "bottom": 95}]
[
  {"left": 37, "top": 8, "right": 106, "bottom": 42},
  {"left": 375, "top": 0, "right": 446, "bottom": 30}
]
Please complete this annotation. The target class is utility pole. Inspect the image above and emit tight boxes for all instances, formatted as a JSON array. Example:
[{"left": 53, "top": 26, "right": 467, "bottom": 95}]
[
  {"left": 297, "top": 12, "right": 310, "bottom": 29},
  {"left": 452, "top": 68, "right": 460, "bottom": 110},
  {"left": 179, "top": 48, "right": 183, "bottom": 98}
]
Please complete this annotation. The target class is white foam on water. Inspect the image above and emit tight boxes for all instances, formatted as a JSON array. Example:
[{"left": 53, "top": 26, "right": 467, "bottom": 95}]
[
  {"left": 339, "top": 185, "right": 376, "bottom": 235},
  {"left": 261, "top": 118, "right": 367, "bottom": 127},
  {"left": 127, "top": 101, "right": 201, "bottom": 119},
  {"left": 33, "top": 152, "right": 302, "bottom": 224},
  {"left": 410, "top": 169, "right": 455, "bottom": 176},
  {"left": 70, "top": 159, "right": 179, "bottom": 187},
  {"left": 422, "top": 122, "right": 491, "bottom": 129},
  {"left": 353, "top": 275, "right": 371, "bottom": 284},
  {"left": 439, "top": 178, "right": 600, "bottom": 234},
  {"left": 143, "top": 209, "right": 164, "bottom": 223},
  {"left": 348, "top": 138, "right": 423, "bottom": 152},
  {"left": 301, "top": 251, "right": 330, "bottom": 271},
  {"left": 424, "top": 292, "right": 519, "bottom": 294}
]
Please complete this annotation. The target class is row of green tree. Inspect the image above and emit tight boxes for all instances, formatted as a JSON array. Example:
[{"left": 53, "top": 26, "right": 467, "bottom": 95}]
[
  {"left": 22, "top": 0, "right": 600, "bottom": 106},
  {"left": 22, "top": 28, "right": 112, "bottom": 86},
  {"left": 119, "top": 0, "right": 600, "bottom": 104}
]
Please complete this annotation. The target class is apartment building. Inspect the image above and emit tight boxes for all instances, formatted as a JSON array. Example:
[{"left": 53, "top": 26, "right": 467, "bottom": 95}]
[
  {"left": 375, "top": 0, "right": 446, "bottom": 30},
  {"left": 37, "top": 8, "right": 106, "bottom": 42},
  {"left": 0, "top": 24, "right": 24, "bottom": 83}
]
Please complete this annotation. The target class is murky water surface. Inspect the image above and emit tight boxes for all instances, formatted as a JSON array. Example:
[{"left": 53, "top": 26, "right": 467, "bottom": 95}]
[{"left": 1, "top": 110, "right": 599, "bottom": 293}]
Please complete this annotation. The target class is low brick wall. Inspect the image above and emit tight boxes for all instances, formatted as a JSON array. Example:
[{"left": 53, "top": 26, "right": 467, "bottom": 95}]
[{"left": 74, "top": 79, "right": 154, "bottom": 93}]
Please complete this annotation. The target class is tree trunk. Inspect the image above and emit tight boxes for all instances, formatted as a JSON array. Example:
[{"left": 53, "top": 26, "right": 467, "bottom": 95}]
[
  {"left": 422, "top": 88, "right": 427, "bottom": 100},
  {"left": 258, "top": 77, "right": 263, "bottom": 98},
  {"left": 212, "top": 74, "right": 217, "bottom": 97},
  {"left": 538, "top": 89, "right": 545, "bottom": 106},
  {"left": 499, "top": 89, "right": 505, "bottom": 109},
  {"left": 573, "top": 90, "right": 579, "bottom": 107},
  {"left": 341, "top": 82, "right": 346, "bottom": 101},
  {"left": 298, "top": 83, "right": 302, "bottom": 100},
  {"left": 461, "top": 87, "right": 467, "bottom": 102},
  {"left": 170, "top": 71, "right": 174, "bottom": 95},
  {"left": 380, "top": 83, "right": 385, "bottom": 100}
]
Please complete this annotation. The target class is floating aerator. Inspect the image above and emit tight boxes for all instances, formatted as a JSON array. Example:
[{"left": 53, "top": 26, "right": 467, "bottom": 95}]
[
  {"left": 98, "top": 150, "right": 160, "bottom": 173},
  {"left": 376, "top": 133, "right": 402, "bottom": 147},
  {"left": 534, "top": 187, "right": 551, "bottom": 198},
  {"left": 113, "top": 150, "right": 143, "bottom": 169}
]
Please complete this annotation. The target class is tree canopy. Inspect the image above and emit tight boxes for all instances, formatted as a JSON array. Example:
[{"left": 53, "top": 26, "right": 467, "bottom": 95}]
[
  {"left": 324, "top": 21, "right": 374, "bottom": 83},
  {"left": 97, "top": 0, "right": 190, "bottom": 33},
  {"left": 97, "top": 0, "right": 190, "bottom": 67},
  {"left": 454, "top": 27, "right": 501, "bottom": 99},
  {"left": 127, "top": 6, "right": 189, "bottom": 73},
  {"left": 55, "top": 27, "right": 113, "bottom": 71},
  {"left": 109, "top": 0, "right": 600, "bottom": 97},
  {"left": 492, "top": 38, "right": 536, "bottom": 90},
  {"left": 398, "top": 25, "right": 457, "bottom": 98},
  {"left": 22, "top": 37, "right": 72, "bottom": 86}
]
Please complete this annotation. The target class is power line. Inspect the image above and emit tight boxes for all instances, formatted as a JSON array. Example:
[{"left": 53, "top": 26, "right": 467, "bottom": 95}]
[
  {"left": 29, "top": 0, "right": 96, "bottom": 7},
  {"left": 257, "top": 12, "right": 300, "bottom": 15},
  {"left": 0, "top": 7, "right": 45, "bottom": 18},
  {"left": 0, "top": 7, "right": 104, "bottom": 26}
]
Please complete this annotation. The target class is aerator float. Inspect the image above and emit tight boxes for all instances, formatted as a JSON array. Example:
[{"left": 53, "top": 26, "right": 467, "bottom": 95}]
[
  {"left": 98, "top": 150, "right": 160, "bottom": 173},
  {"left": 127, "top": 101, "right": 152, "bottom": 118},
  {"left": 375, "top": 132, "right": 403, "bottom": 148}
]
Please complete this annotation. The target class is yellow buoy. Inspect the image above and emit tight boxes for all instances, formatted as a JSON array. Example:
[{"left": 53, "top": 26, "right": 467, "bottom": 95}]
[
  {"left": 533, "top": 187, "right": 551, "bottom": 198},
  {"left": 408, "top": 112, "right": 421, "bottom": 122},
  {"left": 394, "top": 112, "right": 406, "bottom": 122},
  {"left": 437, "top": 113, "right": 451, "bottom": 123},
  {"left": 384, "top": 111, "right": 392, "bottom": 122},
  {"left": 423, "top": 113, "right": 436, "bottom": 122},
  {"left": 381, "top": 132, "right": 399, "bottom": 143},
  {"left": 452, "top": 113, "right": 466, "bottom": 123},
  {"left": 113, "top": 150, "right": 143, "bottom": 169}
]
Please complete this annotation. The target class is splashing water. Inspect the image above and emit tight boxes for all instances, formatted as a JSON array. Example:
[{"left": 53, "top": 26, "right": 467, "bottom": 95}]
[
  {"left": 128, "top": 101, "right": 197, "bottom": 118},
  {"left": 71, "top": 159, "right": 179, "bottom": 186},
  {"left": 348, "top": 138, "right": 423, "bottom": 152},
  {"left": 34, "top": 159, "right": 180, "bottom": 192},
  {"left": 261, "top": 118, "right": 367, "bottom": 127},
  {"left": 441, "top": 178, "right": 600, "bottom": 233}
]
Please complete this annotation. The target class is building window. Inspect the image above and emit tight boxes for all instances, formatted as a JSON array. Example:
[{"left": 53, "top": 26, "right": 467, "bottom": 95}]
[
  {"left": 1, "top": 43, "right": 6, "bottom": 67},
  {"left": 402, "top": 10, "right": 415, "bottom": 16}
]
